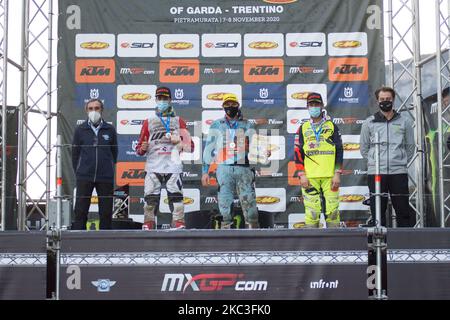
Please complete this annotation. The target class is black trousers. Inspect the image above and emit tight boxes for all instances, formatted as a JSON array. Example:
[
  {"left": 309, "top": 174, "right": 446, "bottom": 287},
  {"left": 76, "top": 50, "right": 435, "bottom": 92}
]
[
  {"left": 368, "top": 174, "right": 415, "bottom": 227},
  {"left": 72, "top": 180, "right": 114, "bottom": 230}
]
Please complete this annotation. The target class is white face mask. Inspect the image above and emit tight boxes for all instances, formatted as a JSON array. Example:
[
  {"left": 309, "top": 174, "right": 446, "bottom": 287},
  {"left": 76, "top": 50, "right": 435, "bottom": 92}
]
[{"left": 88, "top": 110, "right": 101, "bottom": 124}]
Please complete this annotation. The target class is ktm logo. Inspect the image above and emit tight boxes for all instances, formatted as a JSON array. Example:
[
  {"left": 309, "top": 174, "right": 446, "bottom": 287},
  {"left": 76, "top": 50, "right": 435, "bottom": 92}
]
[
  {"left": 263, "top": 0, "right": 297, "bottom": 3},
  {"left": 340, "top": 194, "right": 365, "bottom": 202},
  {"left": 328, "top": 58, "right": 368, "bottom": 82},
  {"left": 160, "top": 60, "right": 199, "bottom": 83},
  {"left": 249, "top": 41, "right": 278, "bottom": 49},
  {"left": 116, "top": 163, "right": 145, "bottom": 186},
  {"left": 164, "top": 42, "right": 194, "bottom": 50},
  {"left": 164, "top": 197, "right": 194, "bottom": 205},
  {"left": 333, "top": 40, "right": 361, "bottom": 48},
  {"left": 256, "top": 196, "right": 280, "bottom": 204},
  {"left": 291, "top": 92, "right": 309, "bottom": 100},
  {"left": 75, "top": 59, "right": 115, "bottom": 83},
  {"left": 207, "top": 93, "right": 231, "bottom": 101},
  {"left": 122, "top": 93, "right": 151, "bottom": 101},
  {"left": 80, "top": 42, "right": 109, "bottom": 49},
  {"left": 244, "top": 59, "right": 284, "bottom": 82}
]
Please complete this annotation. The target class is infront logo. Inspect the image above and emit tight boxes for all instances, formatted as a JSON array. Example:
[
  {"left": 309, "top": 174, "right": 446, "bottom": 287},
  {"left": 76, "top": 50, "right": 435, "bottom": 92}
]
[
  {"left": 75, "top": 59, "right": 115, "bottom": 83},
  {"left": 160, "top": 60, "right": 199, "bottom": 83},
  {"left": 310, "top": 279, "right": 339, "bottom": 289},
  {"left": 244, "top": 59, "right": 284, "bottom": 82}
]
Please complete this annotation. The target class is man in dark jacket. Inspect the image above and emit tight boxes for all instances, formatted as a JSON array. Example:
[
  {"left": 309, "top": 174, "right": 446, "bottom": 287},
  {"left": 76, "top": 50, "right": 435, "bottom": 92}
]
[
  {"left": 72, "top": 98, "right": 118, "bottom": 229},
  {"left": 360, "top": 86, "right": 415, "bottom": 227}
]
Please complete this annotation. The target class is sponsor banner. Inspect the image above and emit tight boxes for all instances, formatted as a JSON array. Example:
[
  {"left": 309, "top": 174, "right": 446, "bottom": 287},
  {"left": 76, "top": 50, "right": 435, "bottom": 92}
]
[
  {"left": 288, "top": 213, "right": 326, "bottom": 229},
  {"left": 201, "top": 110, "right": 224, "bottom": 134},
  {"left": 160, "top": 59, "right": 200, "bottom": 83},
  {"left": 339, "top": 186, "right": 369, "bottom": 211},
  {"left": 117, "top": 34, "right": 157, "bottom": 57},
  {"left": 75, "top": 34, "right": 115, "bottom": 57},
  {"left": 159, "top": 34, "right": 199, "bottom": 58},
  {"left": 328, "top": 57, "right": 368, "bottom": 82},
  {"left": 159, "top": 188, "right": 200, "bottom": 213},
  {"left": 116, "top": 162, "right": 145, "bottom": 186},
  {"left": 243, "top": 84, "right": 284, "bottom": 107},
  {"left": 203, "top": 65, "right": 241, "bottom": 75},
  {"left": 287, "top": 84, "right": 327, "bottom": 108},
  {"left": 255, "top": 188, "right": 286, "bottom": 212},
  {"left": 244, "top": 33, "right": 284, "bottom": 57},
  {"left": 75, "top": 59, "right": 115, "bottom": 83},
  {"left": 244, "top": 59, "right": 284, "bottom": 83},
  {"left": 117, "top": 85, "right": 156, "bottom": 109},
  {"left": 286, "top": 109, "right": 310, "bottom": 133},
  {"left": 119, "top": 64, "right": 156, "bottom": 77},
  {"left": 328, "top": 32, "right": 368, "bottom": 56},
  {"left": 75, "top": 84, "right": 116, "bottom": 108},
  {"left": 166, "top": 85, "right": 201, "bottom": 108},
  {"left": 181, "top": 136, "right": 201, "bottom": 162},
  {"left": 117, "top": 110, "right": 155, "bottom": 135},
  {"left": 328, "top": 82, "right": 369, "bottom": 107},
  {"left": 117, "top": 135, "right": 141, "bottom": 162},
  {"left": 201, "top": 33, "right": 241, "bottom": 57},
  {"left": 285, "top": 33, "right": 326, "bottom": 56},
  {"left": 341, "top": 135, "right": 362, "bottom": 159},
  {"left": 288, "top": 161, "right": 301, "bottom": 186},
  {"left": 287, "top": 64, "right": 325, "bottom": 76},
  {"left": 202, "top": 85, "right": 242, "bottom": 109}
]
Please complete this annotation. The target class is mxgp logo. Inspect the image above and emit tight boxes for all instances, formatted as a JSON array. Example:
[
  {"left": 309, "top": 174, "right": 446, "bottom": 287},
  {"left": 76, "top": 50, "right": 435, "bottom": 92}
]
[{"left": 161, "top": 273, "right": 268, "bottom": 292}]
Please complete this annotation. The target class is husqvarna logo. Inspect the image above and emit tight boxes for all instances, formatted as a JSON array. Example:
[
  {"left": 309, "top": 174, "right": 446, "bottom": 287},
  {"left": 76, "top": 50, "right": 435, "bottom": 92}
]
[
  {"left": 90, "top": 88, "right": 99, "bottom": 99},
  {"left": 259, "top": 88, "right": 269, "bottom": 99},
  {"left": 344, "top": 87, "right": 353, "bottom": 98},
  {"left": 175, "top": 89, "right": 184, "bottom": 99}
]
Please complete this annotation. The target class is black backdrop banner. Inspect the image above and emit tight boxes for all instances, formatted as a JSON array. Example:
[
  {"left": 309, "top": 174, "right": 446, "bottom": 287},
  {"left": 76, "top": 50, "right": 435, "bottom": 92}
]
[{"left": 57, "top": 0, "right": 385, "bottom": 227}]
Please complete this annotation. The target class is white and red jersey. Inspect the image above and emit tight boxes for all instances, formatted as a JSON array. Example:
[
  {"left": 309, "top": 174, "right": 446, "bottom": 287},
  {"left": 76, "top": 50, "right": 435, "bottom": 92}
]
[{"left": 135, "top": 115, "right": 193, "bottom": 174}]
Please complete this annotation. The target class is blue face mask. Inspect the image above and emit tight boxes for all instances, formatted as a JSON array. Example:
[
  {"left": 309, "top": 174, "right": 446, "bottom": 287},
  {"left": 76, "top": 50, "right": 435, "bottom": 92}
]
[
  {"left": 308, "top": 107, "right": 322, "bottom": 118},
  {"left": 157, "top": 101, "right": 171, "bottom": 113}
]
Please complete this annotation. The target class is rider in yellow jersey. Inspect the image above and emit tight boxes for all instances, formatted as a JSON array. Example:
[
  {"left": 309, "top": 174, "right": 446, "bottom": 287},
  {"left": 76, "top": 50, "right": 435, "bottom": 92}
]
[{"left": 294, "top": 92, "right": 343, "bottom": 228}]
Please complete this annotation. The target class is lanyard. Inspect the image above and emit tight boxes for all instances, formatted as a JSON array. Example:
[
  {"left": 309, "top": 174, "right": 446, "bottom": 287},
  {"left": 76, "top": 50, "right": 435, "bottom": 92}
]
[
  {"left": 159, "top": 116, "right": 171, "bottom": 133},
  {"left": 225, "top": 118, "right": 238, "bottom": 145},
  {"left": 310, "top": 119, "right": 324, "bottom": 143}
]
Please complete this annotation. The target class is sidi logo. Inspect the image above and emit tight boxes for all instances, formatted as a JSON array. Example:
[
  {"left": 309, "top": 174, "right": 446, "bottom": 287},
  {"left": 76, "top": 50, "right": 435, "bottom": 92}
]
[{"left": 310, "top": 279, "right": 339, "bottom": 289}]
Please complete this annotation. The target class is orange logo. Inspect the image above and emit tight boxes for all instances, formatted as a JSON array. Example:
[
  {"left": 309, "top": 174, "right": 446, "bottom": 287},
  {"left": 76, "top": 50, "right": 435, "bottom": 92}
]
[
  {"left": 122, "top": 93, "right": 151, "bottom": 101},
  {"left": 288, "top": 161, "right": 301, "bottom": 186},
  {"left": 80, "top": 42, "right": 110, "bottom": 50},
  {"left": 116, "top": 162, "right": 145, "bottom": 186},
  {"left": 263, "top": 0, "right": 297, "bottom": 3},
  {"left": 248, "top": 41, "right": 279, "bottom": 49},
  {"left": 164, "top": 42, "right": 194, "bottom": 50},
  {"left": 244, "top": 59, "right": 284, "bottom": 83},
  {"left": 75, "top": 59, "right": 115, "bottom": 83},
  {"left": 159, "top": 59, "right": 199, "bottom": 83},
  {"left": 291, "top": 92, "right": 309, "bottom": 100},
  {"left": 328, "top": 58, "right": 368, "bottom": 82},
  {"left": 206, "top": 92, "right": 232, "bottom": 101},
  {"left": 333, "top": 40, "right": 361, "bottom": 48}
]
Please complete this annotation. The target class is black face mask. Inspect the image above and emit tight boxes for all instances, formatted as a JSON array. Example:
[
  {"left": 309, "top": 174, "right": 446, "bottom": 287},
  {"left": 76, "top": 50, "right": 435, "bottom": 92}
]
[
  {"left": 224, "top": 107, "right": 239, "bottom": 118},
  {"left": 379, "top": 100, "right": 393, "bottom": 112}
]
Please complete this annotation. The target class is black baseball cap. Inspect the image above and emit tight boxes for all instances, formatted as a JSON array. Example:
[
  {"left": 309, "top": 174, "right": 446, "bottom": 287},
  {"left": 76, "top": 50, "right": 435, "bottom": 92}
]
[
  {"left": 155, "top": 86, "right": 171, "bottom": 98},
  {"left": 306, "top": 92, "right": 324, "bottom": 105}
]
